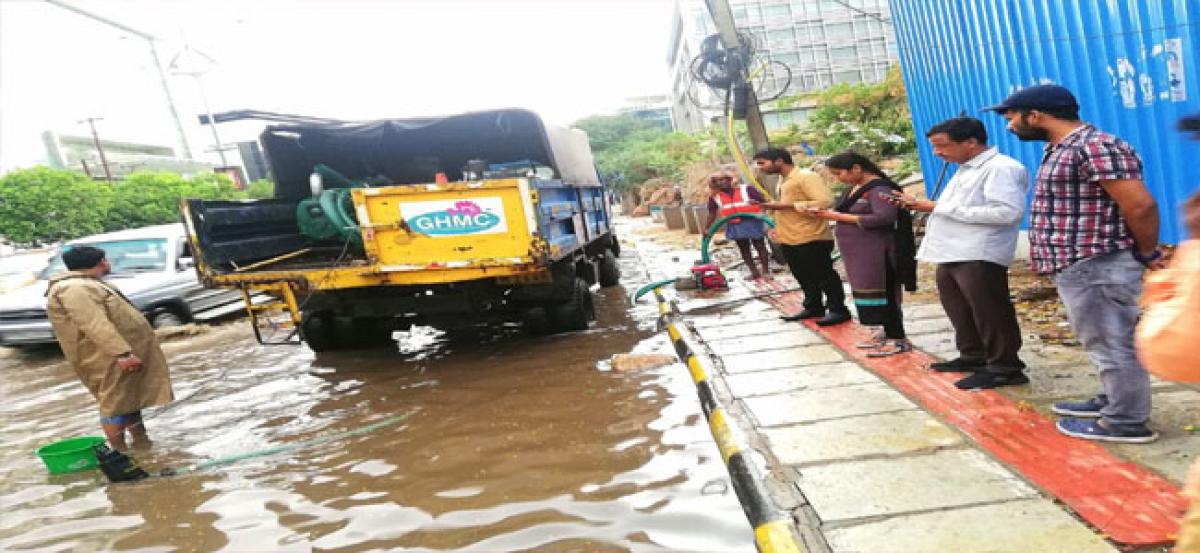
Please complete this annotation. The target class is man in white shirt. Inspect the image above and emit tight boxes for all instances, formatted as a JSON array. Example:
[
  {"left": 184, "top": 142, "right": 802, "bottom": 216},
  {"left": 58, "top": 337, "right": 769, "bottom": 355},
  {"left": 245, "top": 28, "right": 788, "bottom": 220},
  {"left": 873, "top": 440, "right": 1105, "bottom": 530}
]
[{"left": 894, "top": 117, "right": 1030, "bottom": 390}]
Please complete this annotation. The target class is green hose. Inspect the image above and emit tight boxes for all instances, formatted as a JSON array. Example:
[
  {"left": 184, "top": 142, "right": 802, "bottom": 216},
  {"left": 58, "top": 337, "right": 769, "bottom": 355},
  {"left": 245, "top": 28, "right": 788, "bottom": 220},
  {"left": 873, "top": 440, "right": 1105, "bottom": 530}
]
[
  {"left": 632, "top": 279, "right": 677, "bottom": 305},
  {"left": 161, "top": 413, "right": 410, "bottom": 476},
  {"left": 699, "top": 212, "right": 777, "bottom": 264}
]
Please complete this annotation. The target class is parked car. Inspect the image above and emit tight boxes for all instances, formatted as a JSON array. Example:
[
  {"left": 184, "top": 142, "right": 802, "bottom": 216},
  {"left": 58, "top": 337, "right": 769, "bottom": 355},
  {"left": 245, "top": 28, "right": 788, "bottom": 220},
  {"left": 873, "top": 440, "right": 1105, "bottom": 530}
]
[
  {"left": 0, "top": 224, "right": 245, "bottom": 347},
  {"left": 0, "top": 251, "right": 49, "bottom": 294}
]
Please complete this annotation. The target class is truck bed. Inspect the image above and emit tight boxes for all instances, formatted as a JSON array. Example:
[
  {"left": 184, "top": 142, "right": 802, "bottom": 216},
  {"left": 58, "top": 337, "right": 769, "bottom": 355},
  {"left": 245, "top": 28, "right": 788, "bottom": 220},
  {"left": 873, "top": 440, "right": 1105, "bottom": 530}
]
[{"left": 183, "top": 178, "right": 611, "bottom": 282}]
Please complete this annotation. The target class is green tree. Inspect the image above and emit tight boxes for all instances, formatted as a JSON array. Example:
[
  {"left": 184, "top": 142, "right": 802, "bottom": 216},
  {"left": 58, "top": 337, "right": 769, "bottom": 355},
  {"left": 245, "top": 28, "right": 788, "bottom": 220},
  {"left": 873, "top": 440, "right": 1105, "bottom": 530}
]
[
  {"left": 243, "top": 179, "right": 274, "bottom": 199},
  {"left": 573, "top": 114, "right": 709, "bottom": 191},
  {"left": 0, "top": 167, "right": 114, "bottom": 245},
  {"left": 779, "top": 65, "right": 915, "bottom": 156},
  {"left": 106, "top": 171, "right": 240, "bottom": 230}
]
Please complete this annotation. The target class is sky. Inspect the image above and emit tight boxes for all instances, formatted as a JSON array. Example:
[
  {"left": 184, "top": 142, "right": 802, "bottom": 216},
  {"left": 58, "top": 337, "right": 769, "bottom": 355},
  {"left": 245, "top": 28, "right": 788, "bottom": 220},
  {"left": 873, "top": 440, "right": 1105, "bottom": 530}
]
[{"left": 0, "top": 0, "right": 677, "bottom": 171}]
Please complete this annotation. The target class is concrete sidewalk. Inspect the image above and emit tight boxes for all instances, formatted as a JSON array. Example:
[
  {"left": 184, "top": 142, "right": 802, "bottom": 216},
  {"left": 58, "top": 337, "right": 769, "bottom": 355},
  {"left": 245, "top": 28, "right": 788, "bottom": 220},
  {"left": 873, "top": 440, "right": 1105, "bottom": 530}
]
[{"left": 625, "top": 218, "right": 1194, "bottom": 552}]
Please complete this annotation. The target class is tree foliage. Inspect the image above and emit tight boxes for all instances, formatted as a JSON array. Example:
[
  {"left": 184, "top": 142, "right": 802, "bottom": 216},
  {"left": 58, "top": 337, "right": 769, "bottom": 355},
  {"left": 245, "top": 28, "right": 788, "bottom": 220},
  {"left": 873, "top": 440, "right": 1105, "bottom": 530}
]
[
  {"left": 106, "top": 171, "right": 242, "bottom": 230},
  {"left": 573, "top": 115, "right": 709, "bottom": 191},
  {"left": 0, "top": 167, "right": 114, "bottom": 245},
  {"left": 779, "top": 65, "right": 915, "bottom": 157},
  {"left": 0, "top": 168, "right": 258, "bottom": 246}
]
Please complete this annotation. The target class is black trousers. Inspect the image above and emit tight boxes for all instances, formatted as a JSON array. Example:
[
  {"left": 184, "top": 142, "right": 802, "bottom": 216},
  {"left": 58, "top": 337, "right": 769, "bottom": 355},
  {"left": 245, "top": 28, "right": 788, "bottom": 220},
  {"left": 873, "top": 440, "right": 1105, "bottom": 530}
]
[
  {"left": 935, "top": 261, "right": 1025, "bottom": 371},
  {"left": 781, "top": 240, "right": 847, "bottom": 314},
  {"left": 881, "top": 258, "right": 906, "bottom": 340}
]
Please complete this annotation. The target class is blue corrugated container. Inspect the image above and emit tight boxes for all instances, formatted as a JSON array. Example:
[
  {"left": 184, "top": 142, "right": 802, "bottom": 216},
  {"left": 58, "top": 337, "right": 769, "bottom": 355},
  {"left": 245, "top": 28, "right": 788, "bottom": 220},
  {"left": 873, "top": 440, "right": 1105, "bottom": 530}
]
[{"left": 890, "top": 0, "right": 1200, "bottom": 244}]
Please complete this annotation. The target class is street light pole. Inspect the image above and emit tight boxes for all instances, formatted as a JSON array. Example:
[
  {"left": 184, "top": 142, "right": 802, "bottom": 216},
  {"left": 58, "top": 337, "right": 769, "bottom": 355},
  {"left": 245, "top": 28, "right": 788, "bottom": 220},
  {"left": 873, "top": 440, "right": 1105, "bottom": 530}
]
[
  {"left": 190, "top": 75, "right": 228, "bottom": 167},
  {"left": 79, "top": 117, "right": 113, "bottom": 183},
  {"left": 168, "top": 46, "right": 228, "bottom": 167},
  {"left": 43, "top": 0, "right": 194, "bottom": 160}
]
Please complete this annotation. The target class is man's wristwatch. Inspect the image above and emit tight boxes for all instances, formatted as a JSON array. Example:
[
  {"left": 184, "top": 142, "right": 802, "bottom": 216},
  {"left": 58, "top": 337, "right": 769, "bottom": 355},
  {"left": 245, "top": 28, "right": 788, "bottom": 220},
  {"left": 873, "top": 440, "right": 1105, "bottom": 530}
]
[{"left": 1132, "top": 249, "right": 1163, "bottom": 265}]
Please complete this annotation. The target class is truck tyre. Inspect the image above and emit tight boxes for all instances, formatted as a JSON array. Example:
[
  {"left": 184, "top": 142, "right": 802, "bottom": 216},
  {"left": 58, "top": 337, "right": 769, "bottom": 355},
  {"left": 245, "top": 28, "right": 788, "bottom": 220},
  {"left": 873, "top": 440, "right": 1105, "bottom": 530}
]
[
  {"left": 552, "top": 277, "right": 595, "bottom": 332},
  {"left": 520, "top": 306, "right": 553, "bottom": 336},
  {"left": 301, "top": 311, "right": 339, "bottom": 352},
  {"left": 597, "top": 251, "right": 620, "bottom": 287},
  {"left": 346, "top": 317, "right": 397, "bottom": 348}
]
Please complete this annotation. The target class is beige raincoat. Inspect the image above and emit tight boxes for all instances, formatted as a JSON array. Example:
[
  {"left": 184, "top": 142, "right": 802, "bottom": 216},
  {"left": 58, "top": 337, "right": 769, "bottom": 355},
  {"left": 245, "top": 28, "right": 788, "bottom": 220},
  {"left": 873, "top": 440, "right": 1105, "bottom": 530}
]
[{"left": 45, "top": 272, "right": 173, "bottom": 417}]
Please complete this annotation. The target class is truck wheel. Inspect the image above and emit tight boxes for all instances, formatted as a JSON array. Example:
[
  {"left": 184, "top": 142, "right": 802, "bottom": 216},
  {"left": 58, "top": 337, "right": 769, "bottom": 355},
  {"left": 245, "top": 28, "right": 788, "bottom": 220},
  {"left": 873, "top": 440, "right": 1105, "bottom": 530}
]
[
  {"left": 552, "top": 277, "right": 595, "bottom": 332},
  {"left": 597, "top": 251, "right": 620, "bottom": 287},
  {"left": 520, "top": 306, "right": 553, "bottom": 336},
  {"left": 349, "top": 317, "right": 396, "bottom": 348},
  {"left": 301, "top": 311, "right": 339, "bottom": 352}
]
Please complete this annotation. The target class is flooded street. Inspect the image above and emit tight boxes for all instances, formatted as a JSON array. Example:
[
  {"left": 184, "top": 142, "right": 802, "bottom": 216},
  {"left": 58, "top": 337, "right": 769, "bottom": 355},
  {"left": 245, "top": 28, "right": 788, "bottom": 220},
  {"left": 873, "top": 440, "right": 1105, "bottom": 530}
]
[{"left": 0, "top": 253, "right": 754, "bottom": 551}]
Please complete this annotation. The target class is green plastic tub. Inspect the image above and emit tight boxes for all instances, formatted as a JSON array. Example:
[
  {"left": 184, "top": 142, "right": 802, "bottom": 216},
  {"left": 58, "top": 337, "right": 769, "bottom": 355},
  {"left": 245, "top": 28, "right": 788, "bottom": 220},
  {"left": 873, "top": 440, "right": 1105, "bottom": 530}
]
[{"left": 36, "top": 436, "right": 106, "bottom": 474}]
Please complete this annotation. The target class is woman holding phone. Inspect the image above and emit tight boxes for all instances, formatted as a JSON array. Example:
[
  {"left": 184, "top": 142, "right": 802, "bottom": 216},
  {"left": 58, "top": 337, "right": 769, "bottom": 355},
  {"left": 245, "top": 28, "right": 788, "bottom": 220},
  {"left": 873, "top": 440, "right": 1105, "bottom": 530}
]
[{"left": 805, "top": 152, "right": 917, "bottom": 356}]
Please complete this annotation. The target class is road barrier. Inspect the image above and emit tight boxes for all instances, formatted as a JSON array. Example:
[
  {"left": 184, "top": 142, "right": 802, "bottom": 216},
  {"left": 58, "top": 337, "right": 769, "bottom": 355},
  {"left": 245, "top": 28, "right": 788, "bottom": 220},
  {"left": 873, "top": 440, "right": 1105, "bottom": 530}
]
[{"left": 654, "top": 289, "right": 802, "bottom": 553}]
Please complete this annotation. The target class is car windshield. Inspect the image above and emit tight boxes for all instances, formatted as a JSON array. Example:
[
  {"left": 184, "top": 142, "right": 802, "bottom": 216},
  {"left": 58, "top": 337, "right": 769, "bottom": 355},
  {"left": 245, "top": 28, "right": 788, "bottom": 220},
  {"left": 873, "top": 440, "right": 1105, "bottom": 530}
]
[{"left": 42, "top": 239, "right": 169, "bottom": 278}]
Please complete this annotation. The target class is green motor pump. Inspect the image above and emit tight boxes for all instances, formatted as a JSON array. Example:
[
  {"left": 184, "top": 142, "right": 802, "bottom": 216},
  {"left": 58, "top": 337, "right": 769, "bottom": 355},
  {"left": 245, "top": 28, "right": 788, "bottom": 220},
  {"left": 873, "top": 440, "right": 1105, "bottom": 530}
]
[{"left": 296, "top": 164, "right": 364, "bottom": 248}]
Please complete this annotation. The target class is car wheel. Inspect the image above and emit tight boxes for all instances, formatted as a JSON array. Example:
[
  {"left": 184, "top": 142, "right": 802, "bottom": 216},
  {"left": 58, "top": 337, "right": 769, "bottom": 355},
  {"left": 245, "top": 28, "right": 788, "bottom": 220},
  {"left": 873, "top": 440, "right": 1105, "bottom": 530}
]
[{"left": 150, "top": 309, "right": 185, "bottom": 329}]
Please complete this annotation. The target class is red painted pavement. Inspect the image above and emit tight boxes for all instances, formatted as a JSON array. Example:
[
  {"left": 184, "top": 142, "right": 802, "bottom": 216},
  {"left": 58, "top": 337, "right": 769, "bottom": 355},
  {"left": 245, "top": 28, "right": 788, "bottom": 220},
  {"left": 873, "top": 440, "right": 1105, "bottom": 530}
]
[{"left": 745, "top": 278, "right": 1186, "bottom": 546}]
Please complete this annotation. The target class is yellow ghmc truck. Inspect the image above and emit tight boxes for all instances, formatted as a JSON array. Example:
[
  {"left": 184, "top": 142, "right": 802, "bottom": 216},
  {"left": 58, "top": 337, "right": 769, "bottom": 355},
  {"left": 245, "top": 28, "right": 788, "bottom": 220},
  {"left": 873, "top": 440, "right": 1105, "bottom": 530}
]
[{"left": 182, "top": 109, "right": 620, "bottom": 351}]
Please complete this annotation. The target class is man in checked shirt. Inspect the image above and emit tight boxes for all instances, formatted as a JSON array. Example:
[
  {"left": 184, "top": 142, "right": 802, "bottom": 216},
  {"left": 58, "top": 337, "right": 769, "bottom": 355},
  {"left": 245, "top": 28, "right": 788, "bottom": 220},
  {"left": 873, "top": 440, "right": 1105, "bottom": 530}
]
[{"left": 985, "top": 84, "right": 1164, "bottom": 443}]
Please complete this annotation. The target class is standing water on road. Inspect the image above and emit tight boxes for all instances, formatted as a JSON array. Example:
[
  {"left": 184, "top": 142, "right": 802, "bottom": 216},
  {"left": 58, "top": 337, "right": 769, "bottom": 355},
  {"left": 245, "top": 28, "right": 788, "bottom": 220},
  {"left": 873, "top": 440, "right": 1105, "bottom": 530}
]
[{"left": 0, "top": 254, "right": 753, "bottom": 551}]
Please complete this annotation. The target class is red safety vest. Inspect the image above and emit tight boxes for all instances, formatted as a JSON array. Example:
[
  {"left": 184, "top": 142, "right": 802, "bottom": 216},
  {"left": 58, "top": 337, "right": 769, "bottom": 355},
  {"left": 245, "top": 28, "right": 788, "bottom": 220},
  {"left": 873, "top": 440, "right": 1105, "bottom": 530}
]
[{"left": 713, "top": 185, "right": 762, "bottom": 219}]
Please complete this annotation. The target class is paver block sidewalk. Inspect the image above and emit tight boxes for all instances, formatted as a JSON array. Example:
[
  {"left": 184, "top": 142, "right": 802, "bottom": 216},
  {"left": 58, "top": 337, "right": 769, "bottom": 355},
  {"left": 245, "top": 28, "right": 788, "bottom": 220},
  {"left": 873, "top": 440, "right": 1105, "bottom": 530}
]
[{"left": 688, "top": 315, "right": 1121, "bottom": 552}]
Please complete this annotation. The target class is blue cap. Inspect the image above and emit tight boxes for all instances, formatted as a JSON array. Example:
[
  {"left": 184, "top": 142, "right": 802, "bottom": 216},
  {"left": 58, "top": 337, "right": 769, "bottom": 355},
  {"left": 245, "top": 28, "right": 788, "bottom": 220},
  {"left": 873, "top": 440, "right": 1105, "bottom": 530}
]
[{"left": 983, "top": 84, "right": 1079, "bottom": 113}]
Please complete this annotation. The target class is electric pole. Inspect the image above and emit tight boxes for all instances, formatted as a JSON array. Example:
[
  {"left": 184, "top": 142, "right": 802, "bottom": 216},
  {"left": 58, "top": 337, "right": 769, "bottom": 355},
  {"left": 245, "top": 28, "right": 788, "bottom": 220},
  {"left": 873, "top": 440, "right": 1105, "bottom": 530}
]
[
  {"left": 79, "top": 117, "right": 113, "bottom": 183},
  {"left": 44, "top": 0, "right": 194, "bottom": 160},
  {"left": 704, "top": 0, "right": 771, "bottom": 153}
]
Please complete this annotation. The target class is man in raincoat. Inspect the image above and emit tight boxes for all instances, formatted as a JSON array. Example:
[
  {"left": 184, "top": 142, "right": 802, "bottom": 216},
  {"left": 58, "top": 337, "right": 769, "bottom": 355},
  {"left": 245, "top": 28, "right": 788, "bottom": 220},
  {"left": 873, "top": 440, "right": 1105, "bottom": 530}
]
[{"left": 46, "top": 246, "right": 174, "bottom": 449}]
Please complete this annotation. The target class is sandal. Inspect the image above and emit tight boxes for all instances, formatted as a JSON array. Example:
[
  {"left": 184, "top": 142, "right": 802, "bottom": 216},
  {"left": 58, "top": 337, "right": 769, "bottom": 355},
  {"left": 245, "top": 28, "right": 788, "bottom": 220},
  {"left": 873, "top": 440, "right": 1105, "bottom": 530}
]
[
  {"left": 867, "top": 340, "right": 913, "bottom": 358},
  {"left": 855, "top": 330, "right": 887, "bottom": 349}
]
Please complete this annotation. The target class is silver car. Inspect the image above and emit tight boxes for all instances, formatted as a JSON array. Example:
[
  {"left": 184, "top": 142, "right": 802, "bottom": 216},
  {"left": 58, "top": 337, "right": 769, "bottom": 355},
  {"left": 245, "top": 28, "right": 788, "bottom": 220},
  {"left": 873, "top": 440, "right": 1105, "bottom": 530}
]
[{"left": 0, "top": 224, "right": 244, "bottom": 347}]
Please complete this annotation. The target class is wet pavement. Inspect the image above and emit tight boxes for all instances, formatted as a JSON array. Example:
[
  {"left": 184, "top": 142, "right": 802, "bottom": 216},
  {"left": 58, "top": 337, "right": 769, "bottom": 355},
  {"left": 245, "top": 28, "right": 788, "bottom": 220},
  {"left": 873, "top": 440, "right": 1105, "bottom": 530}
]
[
  {"left": 0, "top": 232, "right": 756, "bottom": 551},
  {"left": 629, "top": 216, "right": 1193, "bottom": 552}
]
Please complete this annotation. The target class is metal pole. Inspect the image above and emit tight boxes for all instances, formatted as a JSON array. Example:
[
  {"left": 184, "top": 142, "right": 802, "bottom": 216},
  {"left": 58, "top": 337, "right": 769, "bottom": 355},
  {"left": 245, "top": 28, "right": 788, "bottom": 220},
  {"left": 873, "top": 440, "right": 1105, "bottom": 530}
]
[
  {"left": 703, "top": 0, "right": 770, "bottom": 153},
  {"left": 43, "top": 0, "right": 194, "bottom": 159},
  {"left": 148, "top": 41, "right": 194, "bottom": 159},
  {"left": 191, "top": 75, "right": 228, "bottom": 166},
  {"left": 79, "top": 117, "right": 113, "bottom": 183}
]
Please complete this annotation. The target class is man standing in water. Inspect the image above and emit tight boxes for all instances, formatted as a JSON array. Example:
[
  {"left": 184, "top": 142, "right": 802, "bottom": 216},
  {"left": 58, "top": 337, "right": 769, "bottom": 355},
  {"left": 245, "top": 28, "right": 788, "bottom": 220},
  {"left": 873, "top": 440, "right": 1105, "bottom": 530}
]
[{"left": 46, "top": 246, "right": 174, "bottom": 449}]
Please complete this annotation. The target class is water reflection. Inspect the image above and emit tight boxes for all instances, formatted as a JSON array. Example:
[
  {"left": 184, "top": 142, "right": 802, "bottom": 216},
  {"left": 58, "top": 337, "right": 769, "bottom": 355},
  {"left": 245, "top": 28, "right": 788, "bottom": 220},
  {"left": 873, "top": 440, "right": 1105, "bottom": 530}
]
[{"left": 0, "top": 281, "right": 753, "bottom": 551}]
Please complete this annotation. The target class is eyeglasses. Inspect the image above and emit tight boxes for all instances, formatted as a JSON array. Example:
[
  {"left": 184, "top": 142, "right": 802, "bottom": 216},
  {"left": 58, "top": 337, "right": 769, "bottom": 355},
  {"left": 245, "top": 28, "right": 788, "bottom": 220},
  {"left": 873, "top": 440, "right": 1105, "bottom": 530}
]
[{"left": 711, "top": 178, "right": 732, "bottom": 183}]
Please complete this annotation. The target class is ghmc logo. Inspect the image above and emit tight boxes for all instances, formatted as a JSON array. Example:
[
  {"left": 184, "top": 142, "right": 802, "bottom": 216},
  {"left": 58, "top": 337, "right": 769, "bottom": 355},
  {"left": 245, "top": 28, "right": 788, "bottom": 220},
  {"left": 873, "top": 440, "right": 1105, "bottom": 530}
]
[{"left": 407, "top": 200, "right": 502, "bottom": 236}]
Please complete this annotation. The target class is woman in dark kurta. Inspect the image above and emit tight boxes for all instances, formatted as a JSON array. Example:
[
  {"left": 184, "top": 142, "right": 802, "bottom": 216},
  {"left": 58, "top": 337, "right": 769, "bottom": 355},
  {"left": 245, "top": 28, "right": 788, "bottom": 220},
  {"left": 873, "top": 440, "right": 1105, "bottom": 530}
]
[{"left": 807, "top": 153, "right": 916, "bottom": 356}]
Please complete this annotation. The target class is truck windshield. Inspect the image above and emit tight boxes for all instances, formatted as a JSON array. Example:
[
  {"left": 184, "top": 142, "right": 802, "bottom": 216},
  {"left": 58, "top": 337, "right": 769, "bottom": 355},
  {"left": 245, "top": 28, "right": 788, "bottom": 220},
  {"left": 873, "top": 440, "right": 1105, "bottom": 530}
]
[{"left": 42, "top": 239, "right": 169, "bottom": 278}]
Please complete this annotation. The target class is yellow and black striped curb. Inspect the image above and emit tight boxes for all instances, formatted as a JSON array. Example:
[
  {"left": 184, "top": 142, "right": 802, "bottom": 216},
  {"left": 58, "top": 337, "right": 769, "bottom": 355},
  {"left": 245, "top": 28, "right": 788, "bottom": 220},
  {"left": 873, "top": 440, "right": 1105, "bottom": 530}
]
[{"left": 655, "top": 289, "right": 803, "bottom": 553}]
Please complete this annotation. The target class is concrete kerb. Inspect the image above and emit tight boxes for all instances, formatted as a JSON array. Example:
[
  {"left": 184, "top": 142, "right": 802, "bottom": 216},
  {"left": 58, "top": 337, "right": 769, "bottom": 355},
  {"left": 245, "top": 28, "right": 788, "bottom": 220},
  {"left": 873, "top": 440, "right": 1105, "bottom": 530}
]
[{"left": 655, "top": 289, "right": 808, "bottom": 553}]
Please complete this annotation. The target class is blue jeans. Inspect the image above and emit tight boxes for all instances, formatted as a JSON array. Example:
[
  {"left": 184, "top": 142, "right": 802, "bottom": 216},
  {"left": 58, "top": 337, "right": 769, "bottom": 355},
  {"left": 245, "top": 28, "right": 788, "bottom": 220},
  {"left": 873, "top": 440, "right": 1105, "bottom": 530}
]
[{"left": 1055, "top": 249, "right": 1151, "bottom": 427}]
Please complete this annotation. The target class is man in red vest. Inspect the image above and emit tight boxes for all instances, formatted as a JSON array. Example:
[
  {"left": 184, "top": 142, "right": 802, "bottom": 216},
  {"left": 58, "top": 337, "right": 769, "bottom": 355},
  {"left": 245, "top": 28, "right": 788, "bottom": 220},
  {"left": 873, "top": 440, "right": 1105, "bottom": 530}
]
[{"left": 705, "top": 171, "right": 771, "bottom": 280}]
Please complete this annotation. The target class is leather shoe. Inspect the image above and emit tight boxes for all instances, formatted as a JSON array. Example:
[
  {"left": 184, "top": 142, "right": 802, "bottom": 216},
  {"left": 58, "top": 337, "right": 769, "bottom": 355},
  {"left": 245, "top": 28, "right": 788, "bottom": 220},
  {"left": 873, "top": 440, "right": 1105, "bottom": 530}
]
[
  {"left": 929, "top": 357, "right": 986, "bottom": 373},
  {"left": 954, "top": 371, "right": 1029, "bottom": 390},
  {"left": 816, "top": 310, "right": 851, "bottom": 326},
  {"left": 781, "top": 308, "right": 824, "bottom": 321}
]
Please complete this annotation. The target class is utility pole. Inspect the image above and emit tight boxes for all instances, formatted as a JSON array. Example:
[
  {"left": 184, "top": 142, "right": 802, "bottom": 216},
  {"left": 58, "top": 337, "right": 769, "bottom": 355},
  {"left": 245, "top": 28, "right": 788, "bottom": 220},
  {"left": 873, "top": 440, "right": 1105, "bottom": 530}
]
[
  {"left": 44, "top": 0, "right": 194, "bottom": 160},
  {"left": 79, "top": 117, "right": 113, "bottom": 183},
  {"left": 704, "top": 0, "right": 770, "bottom": 153},
  {"left": 169, "top": 46, "right": 229, "bottom": 167}
]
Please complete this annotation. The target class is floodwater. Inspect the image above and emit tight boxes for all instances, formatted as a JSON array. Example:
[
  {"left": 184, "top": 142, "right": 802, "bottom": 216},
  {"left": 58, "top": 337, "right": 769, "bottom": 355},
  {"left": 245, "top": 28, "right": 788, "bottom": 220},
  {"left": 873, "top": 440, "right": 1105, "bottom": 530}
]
[{"left": 0, "top": 258, "right": 754, "bottom": 551}]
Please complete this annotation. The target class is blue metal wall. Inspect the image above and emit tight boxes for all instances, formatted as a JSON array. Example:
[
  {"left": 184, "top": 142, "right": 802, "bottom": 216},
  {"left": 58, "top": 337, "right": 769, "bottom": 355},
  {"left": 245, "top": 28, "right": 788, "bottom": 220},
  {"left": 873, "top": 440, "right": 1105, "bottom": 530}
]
[{"left": 890, "top": 0, "right": 1200, "bottom": 243}]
